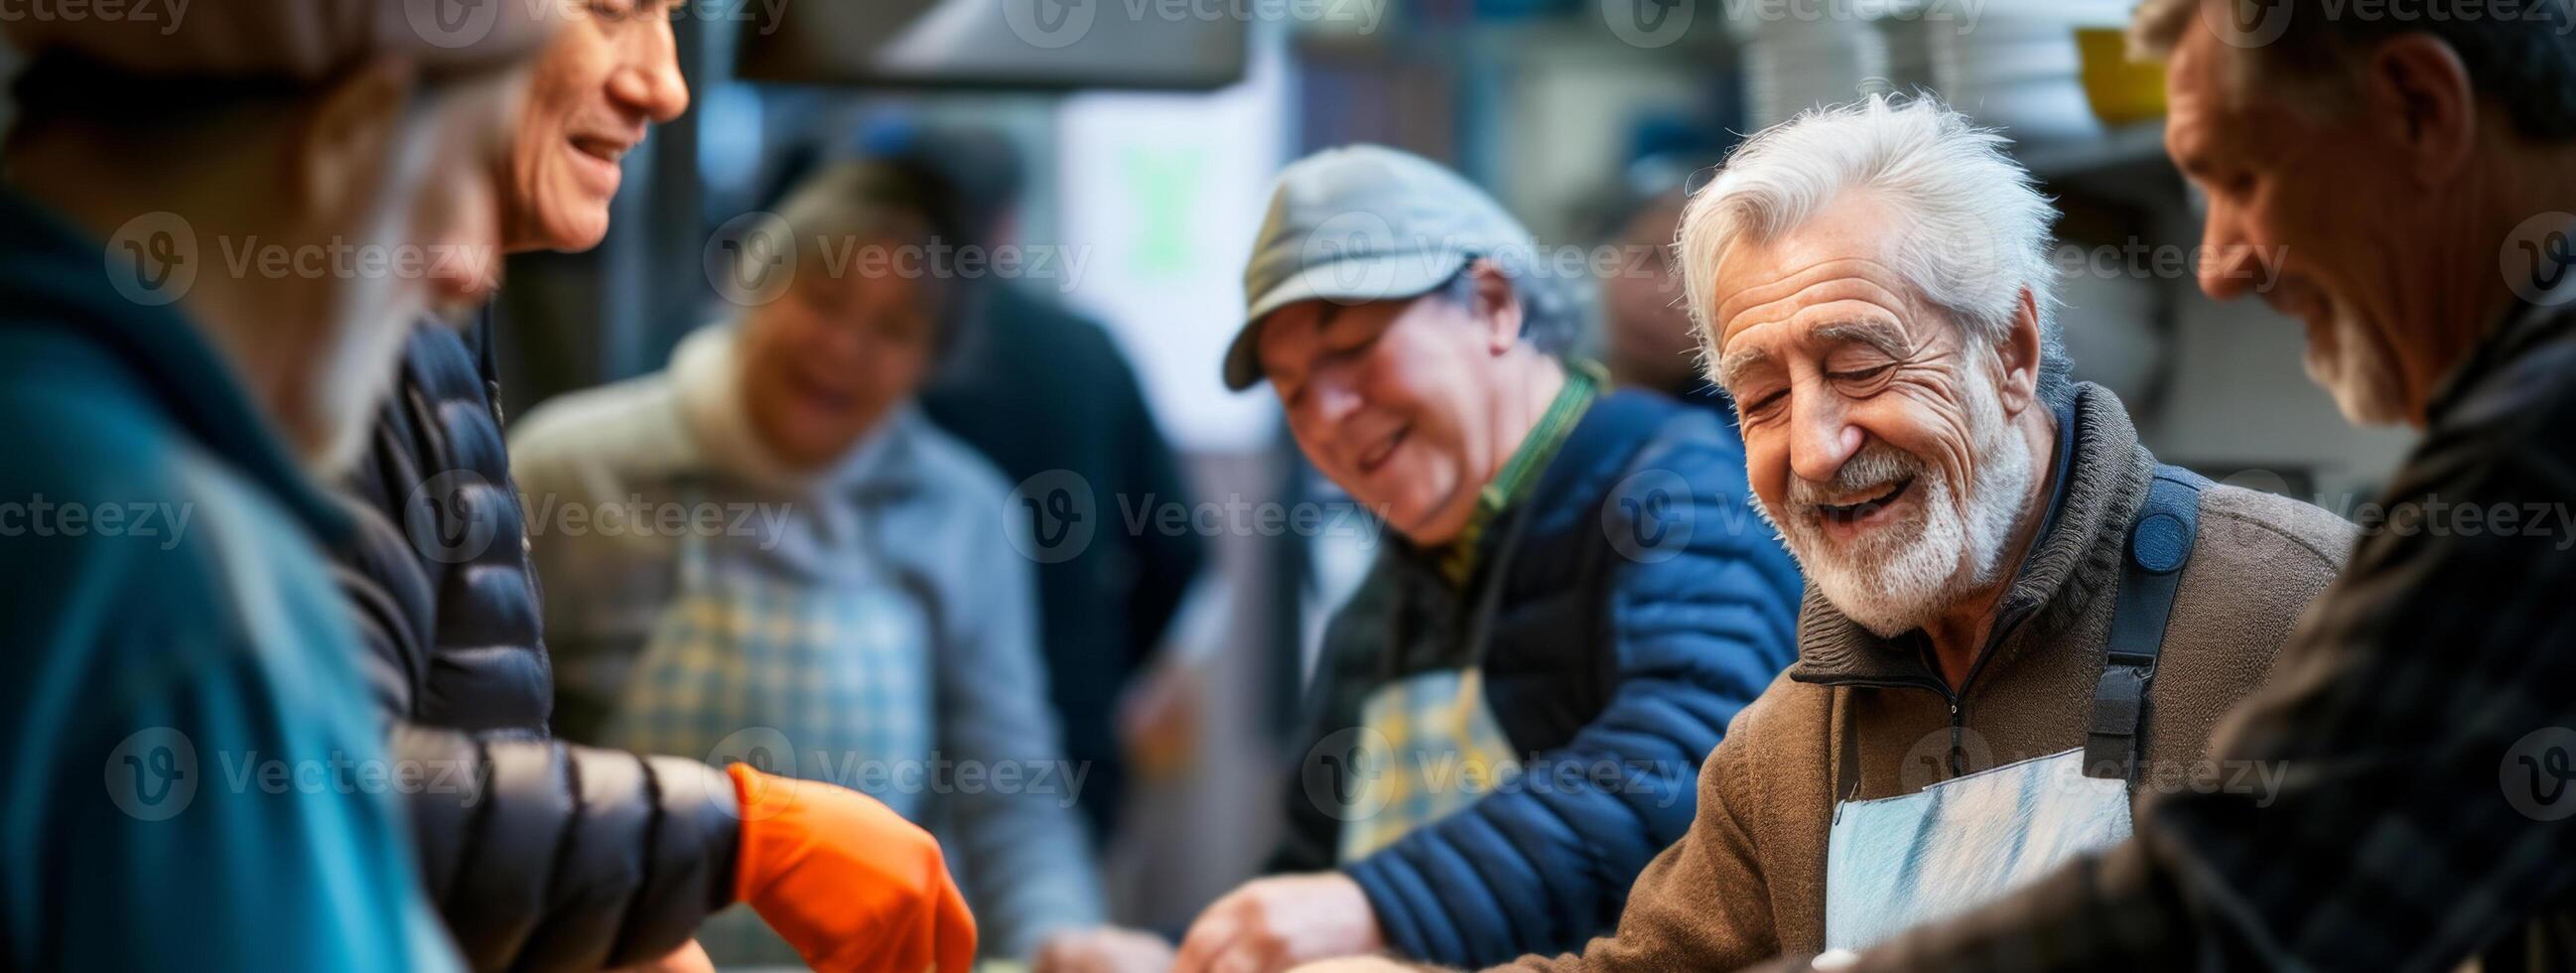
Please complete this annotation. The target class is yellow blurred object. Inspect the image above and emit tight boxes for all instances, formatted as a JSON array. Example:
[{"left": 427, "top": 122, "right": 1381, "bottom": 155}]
[
  {"left": 1119, "top": 659, "right": 1204, "bottom": 781},
  {"left": 2078, "top": 27, "right": 2167, "bottom": 125}
]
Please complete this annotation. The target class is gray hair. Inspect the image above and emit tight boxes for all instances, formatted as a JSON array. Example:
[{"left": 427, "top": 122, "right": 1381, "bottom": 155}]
[
  {"left": 1677, "top": 94, "right": 2075, "bottom": 410},
  {"left": 2129, "top": 0, "right": 2576, "bottom": 141},
  {"left": 1428, "top": 256, "right": 1595, "bottom": 357}
]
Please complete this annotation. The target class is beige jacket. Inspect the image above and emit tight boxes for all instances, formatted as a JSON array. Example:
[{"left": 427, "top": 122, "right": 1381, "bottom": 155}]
[{"left": 1504, "top": 385, "right": 2358, "bottom": 972}]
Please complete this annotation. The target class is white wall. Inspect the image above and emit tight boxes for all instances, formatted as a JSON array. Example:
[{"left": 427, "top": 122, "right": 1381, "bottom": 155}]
[
  {"left": 1054, "top": 29, "right": 1294, "bottom": 454},
  {"left": 2138, "top": 278, "right": 2419, "bottom": 509}
]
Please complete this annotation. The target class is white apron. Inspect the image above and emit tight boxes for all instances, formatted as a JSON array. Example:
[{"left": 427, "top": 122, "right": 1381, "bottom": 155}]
[
  {"left": 1822, "top": 465, "right": 2212, "bottom": 951},
  {"left": 1823, "top": 747, "right": 2132, "bottom": 950}
]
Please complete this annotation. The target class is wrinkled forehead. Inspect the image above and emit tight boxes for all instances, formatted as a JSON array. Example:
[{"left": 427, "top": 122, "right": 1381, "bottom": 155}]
[
  {"left": 1700, "top": 227, "right": 1955, "bottom": 394},
  {"left": 1709, "top": 250, "right": 1921, "bottom": 356}
]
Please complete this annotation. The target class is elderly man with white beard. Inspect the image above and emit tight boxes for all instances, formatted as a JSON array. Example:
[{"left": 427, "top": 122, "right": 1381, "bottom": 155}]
[{"left": 1365, "top": 95, "right": 2365, "bottom": 971}]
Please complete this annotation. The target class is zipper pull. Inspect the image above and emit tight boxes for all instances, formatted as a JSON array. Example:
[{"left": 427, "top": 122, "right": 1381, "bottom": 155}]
[{"left": 1949, "top": 704, "right": 1966, "bottom": 777}]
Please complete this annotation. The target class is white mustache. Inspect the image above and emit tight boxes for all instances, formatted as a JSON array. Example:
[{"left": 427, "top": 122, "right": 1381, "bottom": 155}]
[{"left": 1787, "top": 443, "right": 1925, "bottom": 511}]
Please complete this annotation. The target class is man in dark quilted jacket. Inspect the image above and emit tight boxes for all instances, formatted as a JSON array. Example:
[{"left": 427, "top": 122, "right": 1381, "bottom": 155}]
[
  {"left": 334, "top": 3, "right": 974, "bottom": 971},
  {"left": 1035, "top": 145, "right": 1804, "bottom": 973}
]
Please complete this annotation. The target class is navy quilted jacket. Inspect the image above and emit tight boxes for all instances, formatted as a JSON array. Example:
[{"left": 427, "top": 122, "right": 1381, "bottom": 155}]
[
  {"left": 334, "top": 318, "right": 740, "bottom": 971},
  {"left": 1274, "top": 387, "right": 1804, "bottom": 967}
]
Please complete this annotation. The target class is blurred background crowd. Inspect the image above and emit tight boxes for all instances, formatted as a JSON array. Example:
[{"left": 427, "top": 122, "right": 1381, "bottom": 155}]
[{"left": 0, "top": 0, "right": 2420, "bottom": 947}]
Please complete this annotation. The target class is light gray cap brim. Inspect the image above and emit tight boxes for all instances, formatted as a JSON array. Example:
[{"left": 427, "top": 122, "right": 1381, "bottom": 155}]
[{"left": 1221, "top": 251, "right": 1468, "bottom": 392}]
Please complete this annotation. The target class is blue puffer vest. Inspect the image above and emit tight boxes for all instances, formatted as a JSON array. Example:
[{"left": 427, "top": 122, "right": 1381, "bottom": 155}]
[{"left": 1274, "top": 386, "right": 1806, "bottom": 967}]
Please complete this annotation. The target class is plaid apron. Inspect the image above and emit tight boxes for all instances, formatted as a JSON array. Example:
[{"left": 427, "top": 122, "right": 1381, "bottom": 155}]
[
  {"left": 1337, "top": 493, "right": 1541, "bottom": 864},
  {"left": 1329, "top": 368, "right": 1597, "bottom": 864},
  {"left": 595, "top": 489, "right": 936, "bottom": 965},
  {"left": 1337, "top": 666, "right": 1523, "bottom": 862}
]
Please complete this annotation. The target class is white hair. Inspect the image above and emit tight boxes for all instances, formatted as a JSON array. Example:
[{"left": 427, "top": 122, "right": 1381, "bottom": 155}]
[{"left": 1678, "top": 94, "right": 2073, "bottom": 408}]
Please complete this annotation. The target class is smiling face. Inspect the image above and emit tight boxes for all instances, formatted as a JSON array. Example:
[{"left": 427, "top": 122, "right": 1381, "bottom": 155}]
[
  {"left": 504, "top": 0, "right": 690, "bottom": 251},
  {"left": 2165, "top": 22, "right": 2417, "bottom": 425},
  {"left": 1260, "top": 270, "right": 1524, "bottom": 546},
  {"left": 737, "top": 240, "right": 941, "bottom": 471},
  {"left": 1707, "top": 192, "right": 2046, "bottom": 635}
]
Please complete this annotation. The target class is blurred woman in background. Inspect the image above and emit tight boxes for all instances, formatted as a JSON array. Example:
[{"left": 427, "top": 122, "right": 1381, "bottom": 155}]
[{"left": 511, "top": 160, "right": 1104, "bottom": 966}]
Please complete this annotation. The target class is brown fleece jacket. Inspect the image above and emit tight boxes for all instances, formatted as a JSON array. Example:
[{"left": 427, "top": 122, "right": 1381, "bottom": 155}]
[{"left": 1501, "top": 384, "right": 2358, "bottom": 973}]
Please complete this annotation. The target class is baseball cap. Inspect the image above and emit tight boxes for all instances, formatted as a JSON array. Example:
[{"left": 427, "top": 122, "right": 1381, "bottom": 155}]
[
  {"left": 3, "top": 0, "right": 560, "bottom": 85},
  {"left": 1223, "top": 144, "right": 1541, "bottom": 391}
]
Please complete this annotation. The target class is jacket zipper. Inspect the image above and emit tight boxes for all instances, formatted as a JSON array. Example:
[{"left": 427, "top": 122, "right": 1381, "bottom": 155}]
[
  {"left": 1940, "top": 600, "right": 2043, "bottom": 775},
  {"left": 1826, "top": 599, "right": 2046, "bottom": 781}
]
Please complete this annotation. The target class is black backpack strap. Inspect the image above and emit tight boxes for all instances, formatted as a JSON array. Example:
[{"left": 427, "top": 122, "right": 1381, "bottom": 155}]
[{"left": 2083, "top": 465, "right": 2212, "bottom": 782}]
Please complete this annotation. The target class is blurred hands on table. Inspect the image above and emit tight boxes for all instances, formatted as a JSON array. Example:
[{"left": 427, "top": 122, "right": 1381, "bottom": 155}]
[
  {"left": 1282, "top": 958, "right": 1423, "bottom": 973},
  {"left": 1172, "top": 873, "right": 1384, "bottom": 973},
  {"left": 1033, "top": 925, "right": 1178, "bottom": 973}
]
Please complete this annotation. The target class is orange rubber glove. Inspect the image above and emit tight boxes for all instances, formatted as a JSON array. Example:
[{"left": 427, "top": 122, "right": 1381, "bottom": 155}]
[{"left": 730, "top": 764, "right": 978, "bottom": 973}]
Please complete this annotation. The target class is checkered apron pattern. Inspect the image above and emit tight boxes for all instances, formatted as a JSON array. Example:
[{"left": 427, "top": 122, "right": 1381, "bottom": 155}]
[
  {"left": 597, "top": 507, "right": 935, "bottom": 811},
  {"left": 596, "top": 502, "right": 936, "bottom": 964},
  {"left": 1337, "top": 666, "right": 1524, "bottom": 863}
]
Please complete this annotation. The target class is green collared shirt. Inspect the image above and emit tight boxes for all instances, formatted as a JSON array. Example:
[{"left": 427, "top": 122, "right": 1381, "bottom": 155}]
[{"left": 1435, "top": 359, "right": 1605, "bottom": 587}]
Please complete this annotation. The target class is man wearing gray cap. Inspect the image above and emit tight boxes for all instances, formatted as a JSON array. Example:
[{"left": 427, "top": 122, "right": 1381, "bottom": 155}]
[
  {"left": 0, "top": 2, "right": 550, "bottom": 970},
  {"left": 1149, "top": 145, "right": 1804, "bottom": 973}
]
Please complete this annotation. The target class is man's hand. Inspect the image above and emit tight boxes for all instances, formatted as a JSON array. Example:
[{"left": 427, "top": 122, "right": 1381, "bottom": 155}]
[
  {"left": 1737, "top": 952, "right": 1851, "bottom": 973},
  {"left": 729, "top": 764, "right": 978, "bottom": 973},
  {"left": 1033, "top": 925, "right": 1178, "bottom": 973},
  {"left": 1285, "top": 957, "right": 1426, "bottom": 973},
  {"left": 610, "top": 939, "right": 715, "bottom": 973},
  {"left": 1173, "top": 873, "right": 1385, "bottom": 973}
]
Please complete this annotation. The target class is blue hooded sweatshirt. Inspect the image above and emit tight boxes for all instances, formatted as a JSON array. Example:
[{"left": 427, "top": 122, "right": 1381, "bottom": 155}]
[{"left": 0, "top": 188, "right": 460, "bottom": 971}]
